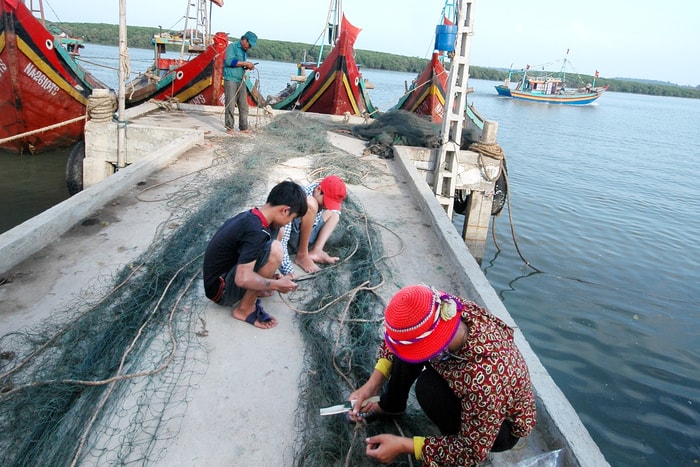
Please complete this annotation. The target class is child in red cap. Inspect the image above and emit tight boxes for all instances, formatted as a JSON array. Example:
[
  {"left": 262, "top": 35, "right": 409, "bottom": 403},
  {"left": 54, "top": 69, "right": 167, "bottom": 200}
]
[{"left": 279, "top": 175, "right": 347, "bottom": 275}]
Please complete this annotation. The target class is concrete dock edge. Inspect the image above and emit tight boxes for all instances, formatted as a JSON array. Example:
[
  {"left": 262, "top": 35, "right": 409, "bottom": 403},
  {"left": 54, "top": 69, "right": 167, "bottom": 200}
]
[{"left": 0, "top": 129, "right": 203, "bottom": 276}]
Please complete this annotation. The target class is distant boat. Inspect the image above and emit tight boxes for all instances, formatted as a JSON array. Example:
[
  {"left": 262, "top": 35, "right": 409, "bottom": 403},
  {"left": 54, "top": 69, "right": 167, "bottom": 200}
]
[
  {"left": 54, "top": 33, "right": 85, "bottom": 57},
  {"left": 495, "top": 51, "right": 608, "bottom": 105},
  {"left": 0, "top": 0, "right": 111, "bottom": 153},
  {"left": 268, "top": 7, "right": 376, "bottom": 117},
  {"left": 123, "top": 0, "right": 225, "bottom": 107}
]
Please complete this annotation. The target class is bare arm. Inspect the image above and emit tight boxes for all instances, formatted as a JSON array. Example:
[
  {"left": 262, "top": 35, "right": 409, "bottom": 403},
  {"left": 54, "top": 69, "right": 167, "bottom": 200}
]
[{"left": 235, "top": 260, "right": 297, "bottom": 294}]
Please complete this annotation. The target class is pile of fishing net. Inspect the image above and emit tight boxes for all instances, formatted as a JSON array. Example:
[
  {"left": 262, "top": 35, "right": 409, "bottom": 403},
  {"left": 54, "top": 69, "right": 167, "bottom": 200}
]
[{"left": 349, "top": 110, "right": 440, "bottom": 159}]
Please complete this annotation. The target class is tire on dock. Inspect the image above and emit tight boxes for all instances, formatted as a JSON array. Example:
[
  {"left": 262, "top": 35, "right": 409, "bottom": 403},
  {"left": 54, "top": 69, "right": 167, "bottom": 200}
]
[{"left": 66, "top": 139, "right": 85, "bottom": 196}]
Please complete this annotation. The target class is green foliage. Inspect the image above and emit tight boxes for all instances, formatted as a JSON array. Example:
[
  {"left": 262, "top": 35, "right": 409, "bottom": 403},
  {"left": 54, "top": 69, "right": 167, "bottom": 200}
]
[
  {"left": 50, "top": 21, "right": 700, "bottom": 99},
  {"left": 49, "top": 22, "right": 163, "bottom": 49}
]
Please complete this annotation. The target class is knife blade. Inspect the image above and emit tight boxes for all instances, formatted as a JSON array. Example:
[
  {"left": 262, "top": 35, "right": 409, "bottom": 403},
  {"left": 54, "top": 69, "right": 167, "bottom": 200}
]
[{"left": 319, "top": 395, "right": 380, "bottom": 416}]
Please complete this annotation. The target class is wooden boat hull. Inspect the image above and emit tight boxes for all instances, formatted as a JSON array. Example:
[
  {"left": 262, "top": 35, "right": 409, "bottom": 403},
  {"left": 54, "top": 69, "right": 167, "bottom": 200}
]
[
  {"left": 270, "top": 15, "right": 376, "bottom": 117},
  {"left": 0, "top": 0, "right": 110, "bottom": 153},
  {"left": 494, "top": 84, "right": 512, "bottom": 97},
  {"left": 495, "top": 58, "right": 608, "bottom": 105},
  {"left": 508, "top": 88, "right": 606, "bottom": 105},
  {"left": 392, "top": 52, "right": 448, "bottom": 122},
  {"left": 124, "top": 32, "right": 228, "bottom": 108}
]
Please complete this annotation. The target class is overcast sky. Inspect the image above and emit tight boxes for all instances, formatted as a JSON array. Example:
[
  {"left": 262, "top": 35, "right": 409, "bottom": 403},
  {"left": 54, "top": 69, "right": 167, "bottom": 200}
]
[{"left": 43, "top": 0, "right": 699, "bottom": 86}]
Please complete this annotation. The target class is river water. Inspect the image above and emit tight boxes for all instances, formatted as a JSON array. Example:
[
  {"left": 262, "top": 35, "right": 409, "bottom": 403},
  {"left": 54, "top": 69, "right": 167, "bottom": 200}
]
[{"left": 1, "top": 44, "right": 698, "bottom": 466}]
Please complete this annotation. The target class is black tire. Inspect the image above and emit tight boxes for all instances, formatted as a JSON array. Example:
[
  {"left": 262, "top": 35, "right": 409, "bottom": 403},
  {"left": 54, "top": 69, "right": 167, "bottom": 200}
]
[{"left": 66, "top": 139, "right": 85, "bottom": 195}]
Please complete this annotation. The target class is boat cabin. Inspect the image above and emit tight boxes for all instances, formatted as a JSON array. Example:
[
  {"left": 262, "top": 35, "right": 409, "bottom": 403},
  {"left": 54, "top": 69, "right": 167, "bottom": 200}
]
[
  {"left": 151, "top": 32, "right": 209, "bottom": 77},
  {"left": 522, "top": 76, "right": 565, "bottom": 95}
]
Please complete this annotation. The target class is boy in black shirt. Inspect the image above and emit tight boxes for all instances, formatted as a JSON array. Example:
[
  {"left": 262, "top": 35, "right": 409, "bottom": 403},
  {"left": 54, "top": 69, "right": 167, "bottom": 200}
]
[{"left": 203, "top": 180, "right": 307, "bottom": 329}]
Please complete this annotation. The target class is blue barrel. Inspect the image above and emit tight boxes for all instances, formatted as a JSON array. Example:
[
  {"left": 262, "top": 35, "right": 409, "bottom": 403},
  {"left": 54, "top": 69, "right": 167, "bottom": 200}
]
[{"left": 434, "top": 24, "right": 458, "bottom": 52}]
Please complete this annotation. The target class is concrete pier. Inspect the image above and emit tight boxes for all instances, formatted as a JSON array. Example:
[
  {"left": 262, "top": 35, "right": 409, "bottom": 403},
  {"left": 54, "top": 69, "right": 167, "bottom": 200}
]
[{"left": 0, "top": 105, "right": 607, "bottom": 466}]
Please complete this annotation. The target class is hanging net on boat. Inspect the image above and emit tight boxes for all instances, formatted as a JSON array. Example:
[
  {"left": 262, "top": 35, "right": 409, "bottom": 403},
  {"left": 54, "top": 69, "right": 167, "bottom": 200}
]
[{"left": 0, "top": 111, "right": 435, "bottom": 466}]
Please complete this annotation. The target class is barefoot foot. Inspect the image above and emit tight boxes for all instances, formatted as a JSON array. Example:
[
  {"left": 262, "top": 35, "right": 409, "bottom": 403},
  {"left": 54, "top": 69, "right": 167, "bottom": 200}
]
[
  {"left": 309, "top": 250, "right": 340, "bottom": 265},
  {"left": 294, "top": 255, "right": 321, "bottom": 273}
]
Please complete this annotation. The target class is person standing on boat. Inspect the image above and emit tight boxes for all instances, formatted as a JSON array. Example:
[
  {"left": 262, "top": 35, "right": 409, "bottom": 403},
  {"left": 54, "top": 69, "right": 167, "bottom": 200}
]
[
  {"left": 223, "top": 31, "right": 257, "bottom": 134},
  {"left": 347, "top": 284, "right": 537, "bottom": 465}
]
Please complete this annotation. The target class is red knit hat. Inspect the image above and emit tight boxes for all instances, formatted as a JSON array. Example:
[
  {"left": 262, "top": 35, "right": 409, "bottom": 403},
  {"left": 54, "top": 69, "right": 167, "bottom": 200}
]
[{"left": 384, "top": 285, "right": 462, "bottom": 363}]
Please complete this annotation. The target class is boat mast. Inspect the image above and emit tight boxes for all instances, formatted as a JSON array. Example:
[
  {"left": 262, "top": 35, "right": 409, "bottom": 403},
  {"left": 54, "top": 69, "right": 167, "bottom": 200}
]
[
  {"left": 519, "top": 64, "right": 529, "bottom": 90},
  {"left": 319, "top": 0, "right": 342, "bottom": 67},
  {"left": 560, "top": 48, "right": 570, "bottom": 85},
  {"left": 117, "top": 0, "right": 127, "bottom": 169},
  {"left": 26, "top": 0, "right": 46, "bottom": 25}
]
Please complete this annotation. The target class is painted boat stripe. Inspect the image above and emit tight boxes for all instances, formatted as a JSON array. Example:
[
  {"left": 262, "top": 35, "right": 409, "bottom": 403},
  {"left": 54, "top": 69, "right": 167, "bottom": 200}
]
[
  {"left": 341, "top": 73, "right": 360, "bottom": 115},
  {"left": 173, "top": 76, "right": 212, "bottom": 102},
  {"left": 301, "top": 70, "right": 337, "bottom": 111},
  {"left": 17, "top": 37, "right": 87, "bottom": 105}
]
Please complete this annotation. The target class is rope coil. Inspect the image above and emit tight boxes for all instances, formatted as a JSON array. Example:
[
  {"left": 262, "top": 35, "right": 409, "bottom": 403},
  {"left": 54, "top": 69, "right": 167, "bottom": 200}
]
[
  {"left": 87, "top": 89, "right": 117, "bottom": 122},
  {"left": 468, "top": 141, "right": 504, "bottom": 160}
]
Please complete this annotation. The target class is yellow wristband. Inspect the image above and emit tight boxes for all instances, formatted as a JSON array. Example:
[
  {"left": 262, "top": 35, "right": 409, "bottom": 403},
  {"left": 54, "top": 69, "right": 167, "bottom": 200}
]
[
  {"left": 413, "top": 436, "right": 425, "bottom": 460},
  {"left": 374, "top": 358, "right": 392, "bottom": 379}
]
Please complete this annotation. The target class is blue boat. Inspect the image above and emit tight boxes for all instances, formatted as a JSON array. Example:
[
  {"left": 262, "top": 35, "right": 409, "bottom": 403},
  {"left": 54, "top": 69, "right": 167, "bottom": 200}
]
[{"left": 495, "top": 51, "right": 608, "bottom": 105}]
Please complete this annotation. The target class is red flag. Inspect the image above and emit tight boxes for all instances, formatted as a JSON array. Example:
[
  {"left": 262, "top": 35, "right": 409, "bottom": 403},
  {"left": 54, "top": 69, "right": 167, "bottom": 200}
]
[
  {"left": 443, "top": 15, "right": 454, "bottom": 26},
  {"left": 595, "top": 70, "right": 600, "bottom": 78},
  {"left": 210, "top": 0, "right": 224, "bottom": 6},
  {"left": 341, "top": 14, "right": 361, "bottom": 46}
]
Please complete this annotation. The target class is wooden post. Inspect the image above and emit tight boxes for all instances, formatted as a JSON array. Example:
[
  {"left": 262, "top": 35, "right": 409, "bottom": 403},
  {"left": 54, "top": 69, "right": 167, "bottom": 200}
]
[
  {"left": 462, "top": 190, "right": 493, "bottom": 261},
  {"left": 117, "top": 0, "right": 127, "bottom": 169}
]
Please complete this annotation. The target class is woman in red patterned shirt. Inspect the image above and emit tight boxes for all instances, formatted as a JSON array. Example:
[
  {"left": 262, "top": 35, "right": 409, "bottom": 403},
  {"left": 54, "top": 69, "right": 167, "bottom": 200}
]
[{"left": 347, "top": 284, "right": 537, "bottom": 465}]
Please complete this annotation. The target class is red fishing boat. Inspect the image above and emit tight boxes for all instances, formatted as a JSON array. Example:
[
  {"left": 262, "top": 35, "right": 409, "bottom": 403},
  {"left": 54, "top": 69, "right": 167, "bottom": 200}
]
[
  {"left": 268, "top": 13, "right": 376, "bottom": 117},
  {"left": 124, "top": 31, "right": 229, "bottom": 108},
  {"left": 124, "top": 0, "right": 264, "bottom": 109},
  {"left": 0, "top": 0, "right": 111, "bottom": 153},
  {"left": 124, "top": 0, "right": 227, "bottom": 107},
  {"left": 390, "top": 8, "right": 457, "bottom": 123},
  {"left": 392, "top": 52, "right": 448, "bottom": 122}
]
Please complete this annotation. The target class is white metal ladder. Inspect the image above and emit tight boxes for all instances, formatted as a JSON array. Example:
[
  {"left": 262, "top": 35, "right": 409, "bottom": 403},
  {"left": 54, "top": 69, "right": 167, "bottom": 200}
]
[
  {"left": 432, "top": 0, "right": 475, "bottom": 218},
  {"left": 182, "top": 0, "right": 210, "bottom": 54}
]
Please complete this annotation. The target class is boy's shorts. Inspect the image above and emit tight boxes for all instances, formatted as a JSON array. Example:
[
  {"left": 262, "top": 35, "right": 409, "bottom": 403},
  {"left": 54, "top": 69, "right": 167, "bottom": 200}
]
[
  {"left": 217, "top": 239, "right": 273, "bottom": 307},
  {"left": 288, "top": 217, "right": 326, "bottom": 253}
]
